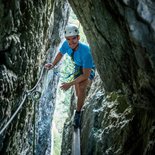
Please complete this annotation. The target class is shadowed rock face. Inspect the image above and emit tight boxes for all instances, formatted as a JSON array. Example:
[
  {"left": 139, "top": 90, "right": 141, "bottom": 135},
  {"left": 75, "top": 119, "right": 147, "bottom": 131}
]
[
  {"left": 61, "top": 0, "right": 155, "bottom": 155},
  {"left": 0, "top": 0, "right": 69, "bottom": 154},
  {"left": 69, "top": 0, "right": 155, "bottom": 109},
  {"left": 1, "top": 0, "right": 155, "bottom": 155}
]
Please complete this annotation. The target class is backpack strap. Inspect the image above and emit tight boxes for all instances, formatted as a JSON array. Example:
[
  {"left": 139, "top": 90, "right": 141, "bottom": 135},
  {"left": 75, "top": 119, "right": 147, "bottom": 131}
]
[{"left": 71, "top": 50, "right": 74, "bottom": 62}]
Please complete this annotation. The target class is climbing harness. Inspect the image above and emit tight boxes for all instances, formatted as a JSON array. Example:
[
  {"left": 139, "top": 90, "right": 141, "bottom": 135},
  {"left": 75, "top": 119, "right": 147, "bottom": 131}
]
[
  {"left": 53, "top": 67, "right": 77, "bottom": 82},
  {"left": 70, "top": 49, "right": 96, "bottom": 80},
  {"left": 53, "top": 68, "right": 74, "bottom": 79}
]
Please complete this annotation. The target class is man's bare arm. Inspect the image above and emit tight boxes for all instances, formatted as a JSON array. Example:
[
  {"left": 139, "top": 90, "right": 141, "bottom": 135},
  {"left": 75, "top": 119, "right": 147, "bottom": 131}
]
[{"left": 45, "top": 52, "right": 63, "bottom": 69}]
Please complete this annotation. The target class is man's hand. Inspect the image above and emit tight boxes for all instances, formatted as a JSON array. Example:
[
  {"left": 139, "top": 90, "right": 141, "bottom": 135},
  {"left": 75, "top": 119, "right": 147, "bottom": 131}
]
[
  {"left": 44, "top": 63, "right": 54, "bottom": 70},
  {"left": 60, "top": 82, "right": 72, "bottom": 91}
]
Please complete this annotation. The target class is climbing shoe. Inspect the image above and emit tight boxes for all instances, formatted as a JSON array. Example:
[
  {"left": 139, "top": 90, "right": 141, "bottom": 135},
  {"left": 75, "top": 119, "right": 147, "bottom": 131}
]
[{"left": 73, "top": 111, "right": 81, "bottom": 128}]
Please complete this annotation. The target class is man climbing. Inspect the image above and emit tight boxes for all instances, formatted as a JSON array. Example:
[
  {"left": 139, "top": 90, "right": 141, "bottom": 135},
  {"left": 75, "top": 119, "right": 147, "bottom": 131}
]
[{"left": 45, "top": 24, "right": 95, "bottom": 128}]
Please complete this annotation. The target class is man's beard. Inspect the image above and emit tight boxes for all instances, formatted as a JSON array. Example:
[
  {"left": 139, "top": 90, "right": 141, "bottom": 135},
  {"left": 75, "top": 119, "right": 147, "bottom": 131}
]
[{"left": 69, "top": 43, "right": 78, "bottom": 51}]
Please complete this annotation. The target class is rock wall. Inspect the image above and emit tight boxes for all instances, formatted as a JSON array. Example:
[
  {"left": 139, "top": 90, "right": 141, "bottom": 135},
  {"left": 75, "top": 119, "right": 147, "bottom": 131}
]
[
  {"left": 62, "top": 0, "right": 155, "bottom": 155},
  {"left": 80, "top": 76, "right": 155, "bottom": 155},
  {"left": 69, "top": 0, "right": 155, "bottom": 108},
  {"left": 1, "top": 0, "right": 155, "bottom": 154},
  {"left": 35, "top": 1, "right": 69, "bottom": 155},
  {"left": 0, "top": 0, "right": 69, "bottom": 154}
]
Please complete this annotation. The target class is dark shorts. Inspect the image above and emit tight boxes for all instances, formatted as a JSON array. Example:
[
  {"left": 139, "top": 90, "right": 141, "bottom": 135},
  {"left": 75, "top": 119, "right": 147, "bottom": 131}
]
[{"left": 74, "top": 65, "right": 95, "bottom": 80}]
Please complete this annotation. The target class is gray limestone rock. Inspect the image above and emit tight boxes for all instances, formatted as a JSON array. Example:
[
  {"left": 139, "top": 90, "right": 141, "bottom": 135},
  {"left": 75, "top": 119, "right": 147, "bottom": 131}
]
[
  {"left": 61, "top": 0, "right": 155, "bottom": 155},
  {"left": 0, "top": 0, "right": 69, "bottom": 154},
  {"left": 1, "top": 0, "right": 155, "bottom": 155}
]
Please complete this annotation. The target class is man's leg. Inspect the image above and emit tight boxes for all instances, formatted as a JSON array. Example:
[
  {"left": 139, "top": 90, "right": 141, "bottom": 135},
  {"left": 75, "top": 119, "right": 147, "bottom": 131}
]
[
  {"left": 75, "top": 83, "right": 79, "bottom": 97},
  {"left": 73, "top": 79, "right": 89, "bottom": 128},
  {"left": 76, "top": 79, "right": 89, "bottom": 111}
]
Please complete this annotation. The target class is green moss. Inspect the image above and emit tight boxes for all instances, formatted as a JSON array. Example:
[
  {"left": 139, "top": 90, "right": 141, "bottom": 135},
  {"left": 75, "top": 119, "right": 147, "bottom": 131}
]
[
  {"left": 116, "top": 95, "right": 129, "bottom": 113},
  {"left": 106, "top": 91, "right": 130, "bottom": 113},
  {"left": 106, "top": 92, "right": 118, "bottom": 102}
]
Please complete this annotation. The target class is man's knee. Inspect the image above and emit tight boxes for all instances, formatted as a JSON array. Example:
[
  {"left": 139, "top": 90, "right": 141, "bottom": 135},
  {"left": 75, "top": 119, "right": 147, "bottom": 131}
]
[{"left": 75, "top": 80, "right": 89, "bottom": 97}]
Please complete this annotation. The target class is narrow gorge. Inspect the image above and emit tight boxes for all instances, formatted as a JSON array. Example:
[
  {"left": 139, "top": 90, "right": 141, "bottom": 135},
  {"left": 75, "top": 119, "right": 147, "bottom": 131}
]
[{"left": 0, "top": 0, "right": 155, "bottom": 155}]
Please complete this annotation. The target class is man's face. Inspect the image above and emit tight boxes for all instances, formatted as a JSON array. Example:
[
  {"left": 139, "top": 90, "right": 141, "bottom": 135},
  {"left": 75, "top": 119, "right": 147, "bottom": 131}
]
[{"left": 66, "top": 35, "right": 80, "bottom": 49}]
